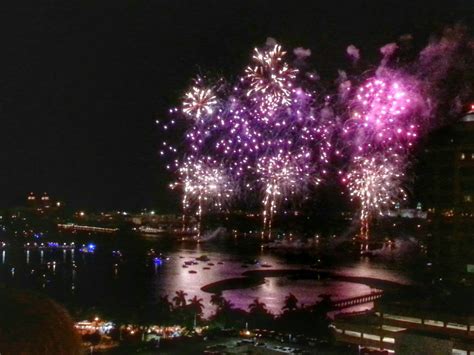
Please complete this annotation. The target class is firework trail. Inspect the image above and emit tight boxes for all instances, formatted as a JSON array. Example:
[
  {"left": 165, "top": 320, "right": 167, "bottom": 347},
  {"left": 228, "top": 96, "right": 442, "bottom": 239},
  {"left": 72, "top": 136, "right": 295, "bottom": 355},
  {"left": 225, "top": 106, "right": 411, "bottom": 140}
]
[
  {"left": 241, "top": 44, "right": 331, "bottom": 236},
  {"left": 339, "top": 68, "right": 426, "bottom": 246},
  {"left": 170, "top": 157, "right": 234, "bottom": 237},
  {"left": 344, "top": 154, "right": 407, "bottom": 250},
  {"left": 257, "top": 151, "right": 319, "bottom": 238}
]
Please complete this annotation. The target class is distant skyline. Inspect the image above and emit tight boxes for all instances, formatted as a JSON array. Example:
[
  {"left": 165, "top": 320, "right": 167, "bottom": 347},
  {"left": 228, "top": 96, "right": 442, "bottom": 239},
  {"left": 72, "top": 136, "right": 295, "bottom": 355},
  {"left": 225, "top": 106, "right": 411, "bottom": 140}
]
[{"left": 0, "top": 1, "right": 472, "bottom": 210}]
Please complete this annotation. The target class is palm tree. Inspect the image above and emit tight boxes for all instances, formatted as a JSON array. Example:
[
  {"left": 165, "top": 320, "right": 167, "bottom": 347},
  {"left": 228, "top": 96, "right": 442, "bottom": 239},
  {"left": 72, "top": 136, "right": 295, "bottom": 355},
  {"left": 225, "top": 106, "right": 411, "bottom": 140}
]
[
  {"left": 248, "top": 298, "right": 273, "bottom": 329},
  {"left": 248, "top": 298, "right": 267, "bottom": 314},
  {"left": 282, "top": 293, "right": 299, "bottom": 312},
  {"left": 159, "top": 295, "right": 173, "bottom": 313},
  {"left": 188, "top": 295, "right": 205, "bottom": 316},
  {"left": 210, "top": 293, "right": 225, "bottom": 308},
  {"left": 172, "top": 290, "right": 188, "bottom": 308},
  {"left": 220, "top": 298, "right": 234, "bottom": 311}
]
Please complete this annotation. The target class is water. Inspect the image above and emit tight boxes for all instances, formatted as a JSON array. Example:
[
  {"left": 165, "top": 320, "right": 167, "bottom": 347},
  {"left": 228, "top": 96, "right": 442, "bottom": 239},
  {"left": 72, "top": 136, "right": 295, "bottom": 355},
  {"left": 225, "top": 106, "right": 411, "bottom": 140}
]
[{"left": 0, "top": 232, "right": 413, "bottom": 318}]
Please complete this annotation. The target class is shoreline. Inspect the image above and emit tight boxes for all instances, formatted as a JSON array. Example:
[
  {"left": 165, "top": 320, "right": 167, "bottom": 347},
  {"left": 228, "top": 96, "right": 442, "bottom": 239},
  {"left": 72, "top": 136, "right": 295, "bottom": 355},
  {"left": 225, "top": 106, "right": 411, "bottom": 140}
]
[{"left": 201, "top": 268, "right": 409, "bottom": 294}]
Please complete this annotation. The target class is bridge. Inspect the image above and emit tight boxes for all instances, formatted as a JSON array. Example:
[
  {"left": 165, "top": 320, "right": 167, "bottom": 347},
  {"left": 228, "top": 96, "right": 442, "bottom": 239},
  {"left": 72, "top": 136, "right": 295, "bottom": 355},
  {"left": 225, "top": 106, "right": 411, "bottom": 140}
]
[{"left": 331, "top": 290, "right": 383, "bottom": 309}]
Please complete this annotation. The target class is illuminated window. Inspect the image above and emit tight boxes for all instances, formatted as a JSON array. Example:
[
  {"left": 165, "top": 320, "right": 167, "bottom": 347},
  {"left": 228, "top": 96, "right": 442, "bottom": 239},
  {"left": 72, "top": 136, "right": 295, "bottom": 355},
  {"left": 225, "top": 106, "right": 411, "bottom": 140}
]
[
  {"left": 424, "top": 319, "right": 444, "bottom": 327},
  {"left": 383, "top": 313, "right": 422, "bottom": 324},
  {"left": 465, "top": 195, "right": 472, "bottom": 203},
  {"left": 460, "top": 153, "right": 466, "bottom": 160},
  {"left": 447, "top": 322, "right": 467, "bottom": 331},
  {"left": 363, "top": 333, "right": 381, "bottom": 341},
  {"left": 345, "top": 330, "right": 361, "bottom": 338}
]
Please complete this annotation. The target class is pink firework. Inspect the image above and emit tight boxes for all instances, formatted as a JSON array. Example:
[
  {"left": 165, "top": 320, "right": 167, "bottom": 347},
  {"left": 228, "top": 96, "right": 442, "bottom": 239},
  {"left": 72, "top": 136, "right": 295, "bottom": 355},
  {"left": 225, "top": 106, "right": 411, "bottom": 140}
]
[{"left": 345, "top": 73, "right": 422, "bottom": 154}]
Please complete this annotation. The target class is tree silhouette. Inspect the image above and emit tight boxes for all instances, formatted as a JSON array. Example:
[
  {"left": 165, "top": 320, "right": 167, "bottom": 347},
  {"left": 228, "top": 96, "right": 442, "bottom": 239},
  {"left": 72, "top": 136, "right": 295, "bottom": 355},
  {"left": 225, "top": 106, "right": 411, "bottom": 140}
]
[
  {"left": 210, "top": 293, "right": 225, "bottom": 308},
  {"left": 158, "top": 295, "right": 173, "bottom": 314},
  {"left": 282, "top": 293, "right": 299, "bottom": 312},
  {"left": 172, "top": 290, "right": 188, "bottom": 308},
  {"left": 248, "top": 298, "right": 267, "bottom": 314},
  {"left": 248, "top": 298, "right": 273, "bottom": 329},
  {"left": 210, "top": 297, "right": 247, "bottom": 329},
  {"left": 220, "top": 298, "right": 234, "bottom": 311},
  {"left": 0, "top": 289, "right": 81, "bottom": 355},
  {"left": 187, "top": 295, "right": 204, "bottom": 317}
]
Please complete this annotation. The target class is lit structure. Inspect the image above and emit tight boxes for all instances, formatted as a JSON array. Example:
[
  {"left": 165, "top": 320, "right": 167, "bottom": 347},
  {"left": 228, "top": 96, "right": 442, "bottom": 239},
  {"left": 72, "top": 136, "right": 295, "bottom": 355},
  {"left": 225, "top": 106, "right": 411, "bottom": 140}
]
[
  {"left": 414, "top": 108, "right": 474, "bottom": 277},
  {"left": 333, "top": 296, "right": 474, "bottom": 354},
  {"left": 26, "top": 192, "right": 62, "bottom": 214},
  {"left": 58, "top": 223, "right": 118, "bottom": 233},
  {"left": 415, "top": 109, "right": 474, "bottom": 216}
]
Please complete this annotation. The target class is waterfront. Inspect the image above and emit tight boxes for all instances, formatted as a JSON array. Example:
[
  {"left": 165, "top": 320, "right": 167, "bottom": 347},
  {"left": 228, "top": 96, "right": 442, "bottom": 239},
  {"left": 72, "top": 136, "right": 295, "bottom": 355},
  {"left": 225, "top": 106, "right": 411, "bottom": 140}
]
[{"left": 0, "top": 230, "right": 416, "bottom": 319}]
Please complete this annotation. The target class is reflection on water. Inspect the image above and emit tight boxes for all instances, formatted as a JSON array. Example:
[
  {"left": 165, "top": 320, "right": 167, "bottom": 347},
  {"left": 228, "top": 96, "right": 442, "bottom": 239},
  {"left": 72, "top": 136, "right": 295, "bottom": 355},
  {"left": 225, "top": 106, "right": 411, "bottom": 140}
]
[
  {"left": 223, "top": 278, "right": 374, "bottom": 315},
  {"left": 328, "top": 258, "right": 412, "bottom": 285},
  {"left": 0, "top": 234, "right": 412, "bottom": 318}
]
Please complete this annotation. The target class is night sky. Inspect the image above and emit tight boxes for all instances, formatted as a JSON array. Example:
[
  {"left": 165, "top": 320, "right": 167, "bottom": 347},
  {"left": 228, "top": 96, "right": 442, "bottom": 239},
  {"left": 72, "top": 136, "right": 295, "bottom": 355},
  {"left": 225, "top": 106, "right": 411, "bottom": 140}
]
[{"left": 0, "top": 1, "right": 472, "bottom": 211}]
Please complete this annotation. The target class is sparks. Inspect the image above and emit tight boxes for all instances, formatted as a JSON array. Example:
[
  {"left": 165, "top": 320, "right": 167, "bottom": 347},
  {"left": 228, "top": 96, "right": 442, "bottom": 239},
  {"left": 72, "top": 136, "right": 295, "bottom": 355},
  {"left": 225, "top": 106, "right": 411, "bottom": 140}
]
[
  {"left": 245, "top": 44, "right": 298, "bottom": 114},
  {"left": 345, "top": 154, "right": 407, "bottom": 248},
  {"left": 182, "top": 86, "right": 217, "bottom": 120},
  {"left": 171, "top": 157, "right": 234, "bottom": 237},
  {"left": 257, "top": 151, "right": 318, "bottom": 238}
]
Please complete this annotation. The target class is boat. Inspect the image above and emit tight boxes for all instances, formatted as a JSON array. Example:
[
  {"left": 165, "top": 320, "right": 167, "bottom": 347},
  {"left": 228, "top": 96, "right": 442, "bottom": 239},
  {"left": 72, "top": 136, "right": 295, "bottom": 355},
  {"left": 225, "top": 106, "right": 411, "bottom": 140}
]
[
  {"left": 242, "top": 259, "right": 258, "bottom": 265},
  {"left": 196, "top": 255, "right": 210, "bottom": 262},
  {"left": 137, "top": 226, "right": 167, "bottom": 235},
  {"left": 188, "top": 270, "right": 197, "bottom": 274}
]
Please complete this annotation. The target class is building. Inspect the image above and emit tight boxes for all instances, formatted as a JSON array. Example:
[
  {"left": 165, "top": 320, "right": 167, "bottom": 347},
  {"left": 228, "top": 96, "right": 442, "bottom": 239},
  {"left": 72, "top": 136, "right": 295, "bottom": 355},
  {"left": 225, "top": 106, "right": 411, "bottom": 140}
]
[
  {"left": 333, "top": 292, "right": 474, "bottom": 354},
  {"left": 26, "top": 192, "right": 61, "bottom": 213},
  {"left": 414, "top": 108, "right": 474, "bottom": 278},
  {"left": 415, "top": 108, "right": 474, "bottom": 217}
]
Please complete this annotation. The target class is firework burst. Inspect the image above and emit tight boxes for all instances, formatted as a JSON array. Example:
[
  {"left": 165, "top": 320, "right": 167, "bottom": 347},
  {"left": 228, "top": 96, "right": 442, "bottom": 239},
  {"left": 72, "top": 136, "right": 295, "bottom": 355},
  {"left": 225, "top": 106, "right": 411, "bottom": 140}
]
[
  {"left": 344, "top": 154, "right": 407, "bottom": 248},
  {"left": 343, "top": 72, "right": 423, "bottom": 155},
  {"left": 257, "top": 150, "right": 318, "bottom": 238},
  {"left": 182, "top": 85, "right": 218, "bottom": 120},
  {"left": 171, "top": 157, "right": 234, "bottom": 237},
  {"left": 245, "top": 44, "right": 298, "bottom": 113}
]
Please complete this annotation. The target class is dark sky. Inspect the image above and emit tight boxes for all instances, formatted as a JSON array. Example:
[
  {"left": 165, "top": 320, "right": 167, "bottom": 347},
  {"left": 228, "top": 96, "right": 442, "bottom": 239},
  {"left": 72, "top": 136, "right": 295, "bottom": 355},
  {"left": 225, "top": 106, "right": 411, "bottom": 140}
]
[{"left": 0, "top": 0, "right": 472, "bottom": 211}]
